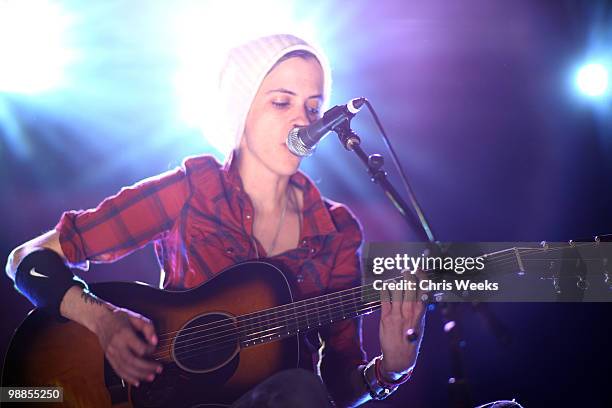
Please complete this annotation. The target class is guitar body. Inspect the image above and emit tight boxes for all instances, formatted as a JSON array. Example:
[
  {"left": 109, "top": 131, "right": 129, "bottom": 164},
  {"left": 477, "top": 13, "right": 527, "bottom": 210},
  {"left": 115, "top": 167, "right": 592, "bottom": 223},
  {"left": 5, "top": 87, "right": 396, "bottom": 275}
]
[{"left": 2, "top": 261, "right": 299, "bottom": 408}]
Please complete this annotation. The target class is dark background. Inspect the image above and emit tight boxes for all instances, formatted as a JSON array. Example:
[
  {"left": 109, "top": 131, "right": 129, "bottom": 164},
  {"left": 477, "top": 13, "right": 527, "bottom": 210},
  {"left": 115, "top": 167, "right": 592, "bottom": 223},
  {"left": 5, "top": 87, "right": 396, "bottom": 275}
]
[{"left": 1, "top": 1, "right": 611, "bottom": 406}]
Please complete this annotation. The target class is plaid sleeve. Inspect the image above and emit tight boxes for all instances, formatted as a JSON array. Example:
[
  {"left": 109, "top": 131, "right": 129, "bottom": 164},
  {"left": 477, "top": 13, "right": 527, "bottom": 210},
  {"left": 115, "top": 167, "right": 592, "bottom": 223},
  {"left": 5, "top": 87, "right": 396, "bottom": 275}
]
[
  {"left": 55, "top": 165, "right": 190, "bottom": 268},
  {"left": 319, "top": 205, "right": 368, "bottom": 405}
]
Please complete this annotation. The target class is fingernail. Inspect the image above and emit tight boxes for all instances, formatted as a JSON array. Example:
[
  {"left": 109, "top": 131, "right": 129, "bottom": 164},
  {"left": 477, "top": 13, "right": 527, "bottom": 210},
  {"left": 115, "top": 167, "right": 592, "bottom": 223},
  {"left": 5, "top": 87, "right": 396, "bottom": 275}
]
[
  {"left": 148, "top": 374, "right": 155, "bottom": 381},
  {"left": 156, "top": 366, "right": 163, "bottom": 374},
  {"left": 152, "top": 335, "right": 158, "bottom": 345},
  {"left": 134, "top": 381, "right": 139, "bottom": 387}
]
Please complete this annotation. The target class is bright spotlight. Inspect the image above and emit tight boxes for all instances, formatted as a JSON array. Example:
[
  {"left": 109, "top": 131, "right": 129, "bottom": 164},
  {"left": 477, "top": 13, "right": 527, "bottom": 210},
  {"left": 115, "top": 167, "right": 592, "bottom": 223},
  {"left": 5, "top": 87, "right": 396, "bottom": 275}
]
[
  {"left": 576, "top": 63, "right": 609, "bottom": 97},
  {"left": 171, "top": 0, "right": 318, "bottom": 155},
  {"left": 0, "top": 0, "right": 75, "bottom": 94}
]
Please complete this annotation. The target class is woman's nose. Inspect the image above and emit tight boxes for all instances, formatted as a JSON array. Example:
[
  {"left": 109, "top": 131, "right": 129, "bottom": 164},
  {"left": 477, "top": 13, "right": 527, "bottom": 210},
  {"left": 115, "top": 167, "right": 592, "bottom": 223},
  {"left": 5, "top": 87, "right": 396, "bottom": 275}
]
[{"left": 292, "top": 107, "right": 311, "bottom": 128}]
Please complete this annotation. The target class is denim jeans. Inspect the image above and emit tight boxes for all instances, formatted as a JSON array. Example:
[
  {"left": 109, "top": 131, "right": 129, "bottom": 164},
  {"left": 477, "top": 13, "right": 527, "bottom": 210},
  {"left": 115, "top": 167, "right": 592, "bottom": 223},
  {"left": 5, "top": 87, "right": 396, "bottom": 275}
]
[{"left": 230, "top": 368, "right": 334, "bottom": 408}]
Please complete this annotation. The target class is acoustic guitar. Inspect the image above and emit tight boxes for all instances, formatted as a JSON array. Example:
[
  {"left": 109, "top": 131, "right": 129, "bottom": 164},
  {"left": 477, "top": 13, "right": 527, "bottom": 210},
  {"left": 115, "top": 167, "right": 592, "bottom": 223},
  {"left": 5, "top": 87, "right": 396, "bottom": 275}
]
[{"left": 3, "top": 238, "right": 610, "bottom": 407}]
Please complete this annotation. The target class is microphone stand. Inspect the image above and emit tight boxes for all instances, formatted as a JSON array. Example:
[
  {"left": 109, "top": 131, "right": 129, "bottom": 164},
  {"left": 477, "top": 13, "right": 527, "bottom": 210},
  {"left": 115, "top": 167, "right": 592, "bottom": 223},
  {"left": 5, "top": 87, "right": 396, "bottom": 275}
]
[
  {"left": 333, "top": 121, "right": 435, "bottom": 244},
  {"left": 333, "top": 120, "right": 474, "bottom": 408}
]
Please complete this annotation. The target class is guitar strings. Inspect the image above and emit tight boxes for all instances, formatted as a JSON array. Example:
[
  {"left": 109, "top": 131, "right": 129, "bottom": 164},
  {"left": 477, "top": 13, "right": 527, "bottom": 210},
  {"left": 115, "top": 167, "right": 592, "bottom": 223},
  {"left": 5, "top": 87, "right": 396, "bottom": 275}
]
[
  {"left": 150, "top": 242, "right": 604, "bottom": 360},
  {"left": 153, "top": 244, "right": 601, "bottom": 361},
  {"left": 159, "top": 254, "right": 581, "bottom": 361},
  {"left": 154, "top": 241, "right": 596, "bottom": 344},
  {"left": 155, "top": 257, "right": 600, "bottom": 361},
  {"left": 154, "top": 282, "right": 377, "bottom": 348},
  {"left": 154, "top": 244, "right": 561, "bottom": 343},
  {"left": 167, "top": 252, "right": 573, "bottom": 362},
  {"left": 481, "top": 257, "right": 603, "bottom": 275},
  {"left": 169, "top": 296, "right": 383, "bottom": 361},
  {"left": 171, "top": 302, "right": 383, "bottom": 363},
  {"left": 163, "top": 293, "right": 382, "bottom": 358},
  {"left": 154, "top": 264, "right": 602, "bottom": 363},
  {"left": 152, "top": 287, "right": 381, "bottom": 359},
  {"left": 166, "top": 250, "right": 603, "bottom": 362},
  {"left": 156, "top": 295, "right": 383, "bottom": 362},
  {"left": 476, "top": 241, "right": 606, "bottom": 274},
  {"left": 157, "top": 255, "right": 599, "bottom": 361}
]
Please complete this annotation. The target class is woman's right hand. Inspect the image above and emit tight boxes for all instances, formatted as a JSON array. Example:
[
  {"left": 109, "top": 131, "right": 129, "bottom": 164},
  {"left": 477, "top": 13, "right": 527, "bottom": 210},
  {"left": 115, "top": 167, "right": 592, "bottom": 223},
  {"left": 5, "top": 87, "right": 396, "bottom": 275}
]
[{"left": 94, "top": 306, "right": 163, "bottom": 387}]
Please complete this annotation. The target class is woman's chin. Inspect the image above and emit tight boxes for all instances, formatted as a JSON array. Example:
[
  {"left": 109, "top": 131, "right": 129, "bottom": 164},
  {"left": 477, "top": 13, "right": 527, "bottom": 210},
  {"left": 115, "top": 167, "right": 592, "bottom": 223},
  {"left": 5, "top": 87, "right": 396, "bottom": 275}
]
[{"left": 272, "top": 153, "right": 301, "bottom": 176}]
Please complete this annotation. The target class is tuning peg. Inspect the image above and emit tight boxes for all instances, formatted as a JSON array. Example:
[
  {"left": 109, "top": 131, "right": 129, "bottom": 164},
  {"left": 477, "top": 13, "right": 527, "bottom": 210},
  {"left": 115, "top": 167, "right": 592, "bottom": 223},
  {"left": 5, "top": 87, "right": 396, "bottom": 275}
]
[
  {"left": 604, "top": 270, "right": 612, "bottom": 291},
  {"left": 576, "top": 276, "right": 589, "bottom": 290},
  {"left": 594, "top": 234, "right": 612, "bottom": 242}
]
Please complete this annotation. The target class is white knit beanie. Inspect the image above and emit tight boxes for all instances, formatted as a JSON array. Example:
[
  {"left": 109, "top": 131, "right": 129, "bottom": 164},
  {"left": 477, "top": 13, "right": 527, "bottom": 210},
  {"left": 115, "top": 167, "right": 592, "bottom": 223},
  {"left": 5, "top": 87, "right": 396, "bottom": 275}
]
[{"left": 217, "top": 34, "right": 332, "bottom": 155}]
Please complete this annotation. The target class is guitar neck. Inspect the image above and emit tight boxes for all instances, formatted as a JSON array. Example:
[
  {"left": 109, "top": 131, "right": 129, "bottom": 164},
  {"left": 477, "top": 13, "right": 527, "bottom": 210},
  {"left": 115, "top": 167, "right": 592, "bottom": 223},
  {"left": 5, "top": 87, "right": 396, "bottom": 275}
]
[
  {"left": 238, "top": 235, "right": 612, "bottom": 348},
  {"left": 238, "top": 284, "right": 379, "bottom": 348}
]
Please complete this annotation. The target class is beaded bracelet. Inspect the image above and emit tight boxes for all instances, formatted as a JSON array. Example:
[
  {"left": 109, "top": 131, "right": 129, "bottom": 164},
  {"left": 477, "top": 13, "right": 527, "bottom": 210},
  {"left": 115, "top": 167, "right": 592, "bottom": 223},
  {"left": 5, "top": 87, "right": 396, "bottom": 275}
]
[
  {"left": 362, "top": 356, "right": 413, "bottom": 400},
  {"left": 374, "top": 356, "right": 413, "bottom": 387}
]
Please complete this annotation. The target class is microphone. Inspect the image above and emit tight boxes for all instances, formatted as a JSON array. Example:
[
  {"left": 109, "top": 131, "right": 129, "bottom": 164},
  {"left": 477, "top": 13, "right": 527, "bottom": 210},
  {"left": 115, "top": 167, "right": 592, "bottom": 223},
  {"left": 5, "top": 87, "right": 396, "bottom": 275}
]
[{"left": 286, "top": 97, "right": 366, "bottom": 157}]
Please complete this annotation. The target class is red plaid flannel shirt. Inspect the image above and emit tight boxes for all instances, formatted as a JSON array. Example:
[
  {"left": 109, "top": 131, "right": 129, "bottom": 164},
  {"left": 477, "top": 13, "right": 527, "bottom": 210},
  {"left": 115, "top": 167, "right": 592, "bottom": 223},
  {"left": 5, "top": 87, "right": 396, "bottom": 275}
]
[{"left": 56, "top": 153, "right": 367, "bottom": 399}]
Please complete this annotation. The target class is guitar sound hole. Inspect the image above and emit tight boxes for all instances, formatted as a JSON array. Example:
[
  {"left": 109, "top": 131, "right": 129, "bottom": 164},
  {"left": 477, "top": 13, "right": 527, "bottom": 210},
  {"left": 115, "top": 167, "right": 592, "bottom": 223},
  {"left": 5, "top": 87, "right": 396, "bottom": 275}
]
[{"left": 173, "top": 312, "right": 239, "bottom": 373}]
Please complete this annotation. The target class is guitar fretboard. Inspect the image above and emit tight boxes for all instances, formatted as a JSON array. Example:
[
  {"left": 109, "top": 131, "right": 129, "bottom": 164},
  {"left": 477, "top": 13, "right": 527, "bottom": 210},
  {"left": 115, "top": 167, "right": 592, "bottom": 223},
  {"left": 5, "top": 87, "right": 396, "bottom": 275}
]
[{"left": 235, "top": 237, "right": 612, "bottom": 347}]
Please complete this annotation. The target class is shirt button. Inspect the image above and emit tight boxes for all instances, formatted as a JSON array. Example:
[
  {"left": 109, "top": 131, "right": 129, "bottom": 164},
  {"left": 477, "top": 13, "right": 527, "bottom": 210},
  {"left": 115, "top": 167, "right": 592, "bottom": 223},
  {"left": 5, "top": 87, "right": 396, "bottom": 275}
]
[
  {"left": 246, "top": 214, "right": 252, "bottom": 220},
  {"left": 226, "top": 247, "right": 234, "bottom": 254},
  {"left": 301, "top": 239, "right": 308, "bottom": 246},
  {"left": 297, "top": 274, "right": 304, "bottom": 283},
  {"left": 310, "top": 248, "right": 315, "bottom": 254}
]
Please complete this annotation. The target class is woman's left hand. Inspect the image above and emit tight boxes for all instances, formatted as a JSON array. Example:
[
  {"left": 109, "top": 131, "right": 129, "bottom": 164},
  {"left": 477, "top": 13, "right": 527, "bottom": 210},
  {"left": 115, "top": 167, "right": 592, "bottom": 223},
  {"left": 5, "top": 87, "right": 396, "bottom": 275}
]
[{"left": 378, "top": 270, "right": 427, "bottom": 378}]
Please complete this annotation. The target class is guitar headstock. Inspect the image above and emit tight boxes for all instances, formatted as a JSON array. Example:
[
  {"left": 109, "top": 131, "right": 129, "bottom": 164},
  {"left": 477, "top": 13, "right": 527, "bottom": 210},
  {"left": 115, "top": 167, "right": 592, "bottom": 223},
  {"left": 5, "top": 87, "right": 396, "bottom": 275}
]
[{"left": 512, "top": 235, "right": 611, "bottom": 300}]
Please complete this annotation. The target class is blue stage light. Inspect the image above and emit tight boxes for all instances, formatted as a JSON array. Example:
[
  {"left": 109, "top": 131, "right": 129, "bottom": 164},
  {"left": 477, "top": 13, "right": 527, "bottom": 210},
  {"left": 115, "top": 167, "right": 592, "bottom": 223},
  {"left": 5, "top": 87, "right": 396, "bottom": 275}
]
[{"left": 575, "top": 63, "right": 609, "bottom": 97}]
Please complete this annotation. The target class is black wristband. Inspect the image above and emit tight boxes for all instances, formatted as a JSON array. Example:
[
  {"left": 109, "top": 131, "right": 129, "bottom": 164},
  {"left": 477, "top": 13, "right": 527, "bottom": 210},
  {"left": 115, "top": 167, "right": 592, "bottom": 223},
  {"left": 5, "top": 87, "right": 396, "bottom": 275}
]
[{"left": 14, "top": 248, "right": 87, "bottom": 320}]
